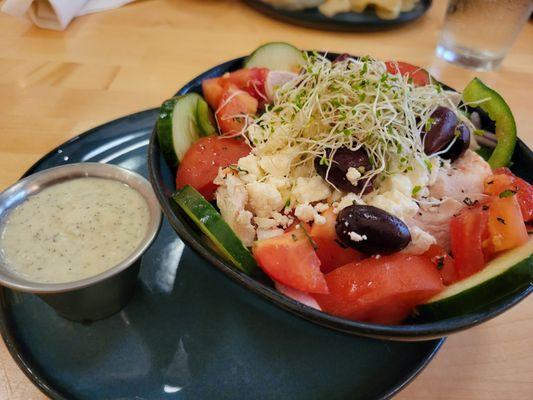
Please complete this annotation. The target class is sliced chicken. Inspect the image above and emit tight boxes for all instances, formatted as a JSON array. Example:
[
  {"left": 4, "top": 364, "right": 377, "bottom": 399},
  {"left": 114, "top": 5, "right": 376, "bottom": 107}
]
[
  {"left": 429, "top": 149, "right": 492, "bottom": 203},
  {"left": 409, "top": 150, "right": 492, "bottom": 251},
  {"left": 411, "top": 198, "right": 465, "bottom": 252}
]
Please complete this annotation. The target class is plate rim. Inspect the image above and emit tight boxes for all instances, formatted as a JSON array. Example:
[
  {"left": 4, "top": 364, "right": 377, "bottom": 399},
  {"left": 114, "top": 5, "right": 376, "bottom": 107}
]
[
  {"left": 0, "top": 109, "right": 445, "bottom": 400},
  {"left": 0, "top": 109, "right": 158, "bottom": 400},
  {"left": 243, "top": 0, "right": 433, "bottom": 31},
  {"left": 147, "top": 55, "right": 533, "bottom": 340}
]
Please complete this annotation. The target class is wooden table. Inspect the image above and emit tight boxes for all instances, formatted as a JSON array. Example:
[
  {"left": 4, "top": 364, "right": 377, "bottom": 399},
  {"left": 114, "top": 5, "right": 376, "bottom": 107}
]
[{"left": 0, "top": 0, "right": 532, "bottom": 398}]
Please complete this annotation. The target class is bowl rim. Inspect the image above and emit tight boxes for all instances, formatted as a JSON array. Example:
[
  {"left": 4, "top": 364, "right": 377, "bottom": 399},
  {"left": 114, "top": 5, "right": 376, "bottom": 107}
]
[
  {"left": 0, "top": 162, "right": 162, "bottom": 294},
  {"left": 147, "top": 54, "right": 533, "bottom": 339}
]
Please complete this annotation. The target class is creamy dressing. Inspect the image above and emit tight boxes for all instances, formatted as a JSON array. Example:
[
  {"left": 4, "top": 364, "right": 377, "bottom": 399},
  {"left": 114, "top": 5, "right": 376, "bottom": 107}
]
[{"left": 0, "top": 177, "right": 150, "bottom": 284}]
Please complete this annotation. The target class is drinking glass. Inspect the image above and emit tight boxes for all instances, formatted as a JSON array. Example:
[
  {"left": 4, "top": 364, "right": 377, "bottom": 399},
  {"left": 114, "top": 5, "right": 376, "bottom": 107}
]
[{"left": 436, "top": 0, "right": 533, "bottom": 71}]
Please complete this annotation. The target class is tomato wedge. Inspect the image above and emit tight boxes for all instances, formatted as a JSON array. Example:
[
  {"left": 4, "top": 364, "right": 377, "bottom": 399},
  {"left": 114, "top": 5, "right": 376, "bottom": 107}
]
[
  {"left": 423, "top": 244, "right": 457, "bottom": 285},
  {"left": 202, "top": 76, "right": 226, "bottom": 111},
  {"left": 202, "top": 68, "right": 268, "bottom": 112},
  {"left": 313, "top": 254, "right": 444, "bottom": 324},
  {"left": 253, "top": 228, "right": 328, "bottom": 294},
  {"left": 215, "top": 85, "right": 258, "bottom": 136},
  {"left": 175, "top": 136, "right": 251, "bottom": 201},
  {"left": 385, "top": 61, "right": 430, "bottom": 87},
  {"left": 484, "top": 195, "right": 528, "bottom": 256},
  {"left": 227, "top": 67, "right": 269, "bottom": 105},
  {"left": 485, "top": 168, "right": 533, "bottom": 222},
  {"left": 450, "top": 206, "right": 489, "bottom": 280},
  {"left": 309, "top": 209, "right": 365, "bottom": 273}
]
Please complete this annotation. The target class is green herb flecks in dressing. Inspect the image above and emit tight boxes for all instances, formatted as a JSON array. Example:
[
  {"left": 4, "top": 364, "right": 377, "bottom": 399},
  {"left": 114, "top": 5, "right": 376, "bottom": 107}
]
[{"left": 0, "top": 177, "right": 150, "bottom": 284}]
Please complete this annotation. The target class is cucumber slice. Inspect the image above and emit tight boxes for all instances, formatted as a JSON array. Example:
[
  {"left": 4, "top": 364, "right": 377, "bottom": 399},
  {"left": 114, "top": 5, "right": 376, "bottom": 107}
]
[
  {"left": 196, "top": 98, "right": 217, "bottom": 136},
  {"left": 244, "top": 42, "right": 305, "bottom": 73},
  {"left": 416, "top": 237, "right": 533, "bottom": 320},
  {"left": 172, "top": 185, "right": 257, "bottom": 275},
  {"left": 157, "top": 93, "right": 216, "bottom": 166}
]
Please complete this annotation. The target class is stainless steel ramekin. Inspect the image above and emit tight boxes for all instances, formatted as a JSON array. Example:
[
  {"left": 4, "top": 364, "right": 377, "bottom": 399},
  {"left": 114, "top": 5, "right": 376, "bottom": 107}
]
[{"left": 0, "top": 163, "right": 162, "bottom": 322}]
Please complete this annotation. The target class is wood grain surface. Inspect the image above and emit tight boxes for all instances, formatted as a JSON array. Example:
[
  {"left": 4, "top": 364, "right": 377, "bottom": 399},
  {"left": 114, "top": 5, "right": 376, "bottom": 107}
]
[{"left": 0, "top": 0, "right": 532, "bottom": 399}]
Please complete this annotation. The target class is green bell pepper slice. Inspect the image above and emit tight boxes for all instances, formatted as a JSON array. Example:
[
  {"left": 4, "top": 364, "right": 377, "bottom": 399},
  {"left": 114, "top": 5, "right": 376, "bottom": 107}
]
[{"left": 462, "top": 78, "right": 517, "bottom": 169}]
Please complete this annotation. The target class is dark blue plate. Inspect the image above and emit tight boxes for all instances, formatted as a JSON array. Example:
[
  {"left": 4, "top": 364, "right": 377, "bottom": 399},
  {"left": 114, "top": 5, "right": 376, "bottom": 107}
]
[
  {"left": 0, "top": 110, "right": 443, "bottom": 399},
  {"left": 243, "top": 0, "right": 432, "bottom": 31},
  {"left": 148, "top": 55, "right": 533, "bottom": 341}
]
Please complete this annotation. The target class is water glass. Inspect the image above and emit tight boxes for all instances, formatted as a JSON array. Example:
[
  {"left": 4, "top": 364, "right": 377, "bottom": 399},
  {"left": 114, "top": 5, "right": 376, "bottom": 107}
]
[{"left": 436, "top": 0, "right": 533, "bottom": 71}]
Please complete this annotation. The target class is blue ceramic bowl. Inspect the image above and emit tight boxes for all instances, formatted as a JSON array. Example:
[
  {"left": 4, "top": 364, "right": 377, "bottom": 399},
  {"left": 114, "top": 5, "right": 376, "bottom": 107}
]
[{"left": 147, "top": 55, "right": 533, "bottom": 341}]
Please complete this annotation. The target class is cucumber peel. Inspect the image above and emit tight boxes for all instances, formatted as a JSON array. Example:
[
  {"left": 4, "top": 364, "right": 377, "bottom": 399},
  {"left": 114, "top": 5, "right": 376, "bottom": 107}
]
[
  {"left": 244, "top": 42, "right": 305, "bottom": 73},
  {"left": 416, "top": 237, "right": 533, "bottom": 321},
  {"left": 172, "top": 185, "right": 257, "bottom": 275},
  {"left": 462, "top": 78, "right": 517, "bottom": 169},
  {"left": 157, "top": 93, "right": 216, "bottom": 166},
  {"left": 196, "top": 99, "right": 217, "bottom": 136}
]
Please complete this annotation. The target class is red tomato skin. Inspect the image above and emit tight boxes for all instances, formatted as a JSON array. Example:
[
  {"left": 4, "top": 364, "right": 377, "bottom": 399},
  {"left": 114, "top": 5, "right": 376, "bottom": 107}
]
[
  {"left": 215, "top": 85, "right": 258, "bottom": 136},
  {"left": 385, "top": 61, "right": 430, "bottom": 86},
  {"left": 202, "top": 77, "right": 226, "bottom": 110},
  {"left": 485, "top": 168, "right": 533, "bottom": 222},
  {"left": 285, "top": 221, "right": 312, "bottom": 234},
  {"left": 309, "top": 209, "right": 365, "bottom": 273},
  {"left": 202, "top": 68, "right": 269, "bottom": 112},
  {"left": 227, "top": 68, "right": 269, "bottom": 104},
  {"left": 423, "top": 244, "right": 457, "bottom": 285},
  {"left": 175, "top": 137, "right": 251, "bottom": 201},
  {"left": 484, "top": 195, "right": 528, "bottom": 256},
  {"left": 313, "top": 254, "right": 444, "bottom": 324},
  {"left": 450, "top": 207, "right": 489, "bottom": 280},
  {"left": 253, "top": 229, "right": 329, "bottom": 294}
]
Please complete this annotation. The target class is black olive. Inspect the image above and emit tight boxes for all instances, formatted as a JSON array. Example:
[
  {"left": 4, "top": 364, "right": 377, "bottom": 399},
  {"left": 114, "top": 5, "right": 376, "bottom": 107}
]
[
  {"left": 423, "top": 106, "right": 459, "bottom": 155},
  {"left": 441, "top": 124, "right": 470, "bottom": 162},
  {"left": 314, "top": 147, "right": 374, "bottom": 193},
  {"left": 335, "top": 205, "right": 411, "bottom": 255}
]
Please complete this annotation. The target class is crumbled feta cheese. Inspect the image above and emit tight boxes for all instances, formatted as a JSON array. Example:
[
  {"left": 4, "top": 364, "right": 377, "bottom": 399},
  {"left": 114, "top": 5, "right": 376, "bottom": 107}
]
[
  {"left": 402, "top": 224, "right": 436, "bottom": 255},
  {"left": 256, "top": 228, "right": 284, "bottom": 241},
  {"left": 348, "top": 231, "right": 367, "bottom": 242},
  {"left": 346, "top": 167, "right": 361, "bottom": 186},
  {"left": 253, "top": 217, "right": 278, "bottom": 230},
  {"left": 233, "top": 210, "right": 256, "bottom": 246},
  {"left": 314, "top": 202, "right": 329, "bottom": 213},
  {"left": 213, "top": 167, "right": 229, "bottom": 186},
  {"left": 333, "top": 192, "right": 365, "bottom": 214},
  {"left": 266, "top": 176, "right": 290, "bottom": 189},
  {"left": 258, "top": 153, "right": 293, "bottom": 177},
  {"left": 292, "top": 176, "right": 331, "bottom": 204},
  {"left": 294, "top": 204, "right": 315, "bottom": 222},
  {"left": 237, "top": 154, "right": 262, "bottom": 183},
  {"left": 246, "top": 182, "right": 284, "bottom": 217},
  {"left": 294, "top": 203, "right": 327, "bottom": 225},
  {"left": 314, "top": 213, "right": 326, "bottom": 225},
  {"left": 367, "top": 190, "right": 419, "bottom": 220},
  {"left": 215, "top": 173, "right": 255, "bottom": 246},
  {"left": 406, "top": 157, "right": 441, "bottom": 190},
  {"left": 381, "top": 174, "right": 413, "bottom": 197},
  {"left": 272, "top": 212, "right": 293, "bottom": 227}
]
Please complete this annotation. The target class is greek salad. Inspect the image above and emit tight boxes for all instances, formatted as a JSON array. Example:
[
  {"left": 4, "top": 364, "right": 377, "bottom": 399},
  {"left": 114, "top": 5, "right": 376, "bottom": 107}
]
[{"left": 157, "top": 43, "right": 533, "bottom": 324}]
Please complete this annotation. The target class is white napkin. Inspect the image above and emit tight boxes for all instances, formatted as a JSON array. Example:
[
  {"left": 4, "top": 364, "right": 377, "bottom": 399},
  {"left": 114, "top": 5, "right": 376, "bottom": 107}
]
[{"left": 1, "top": 0, "right": 135, "bottom": 30}]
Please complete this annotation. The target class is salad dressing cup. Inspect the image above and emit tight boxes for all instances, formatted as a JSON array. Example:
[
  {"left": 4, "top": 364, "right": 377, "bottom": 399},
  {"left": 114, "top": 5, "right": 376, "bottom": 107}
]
[{"left": 0, "top": 163, "right": 162, "bottom": 322}]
